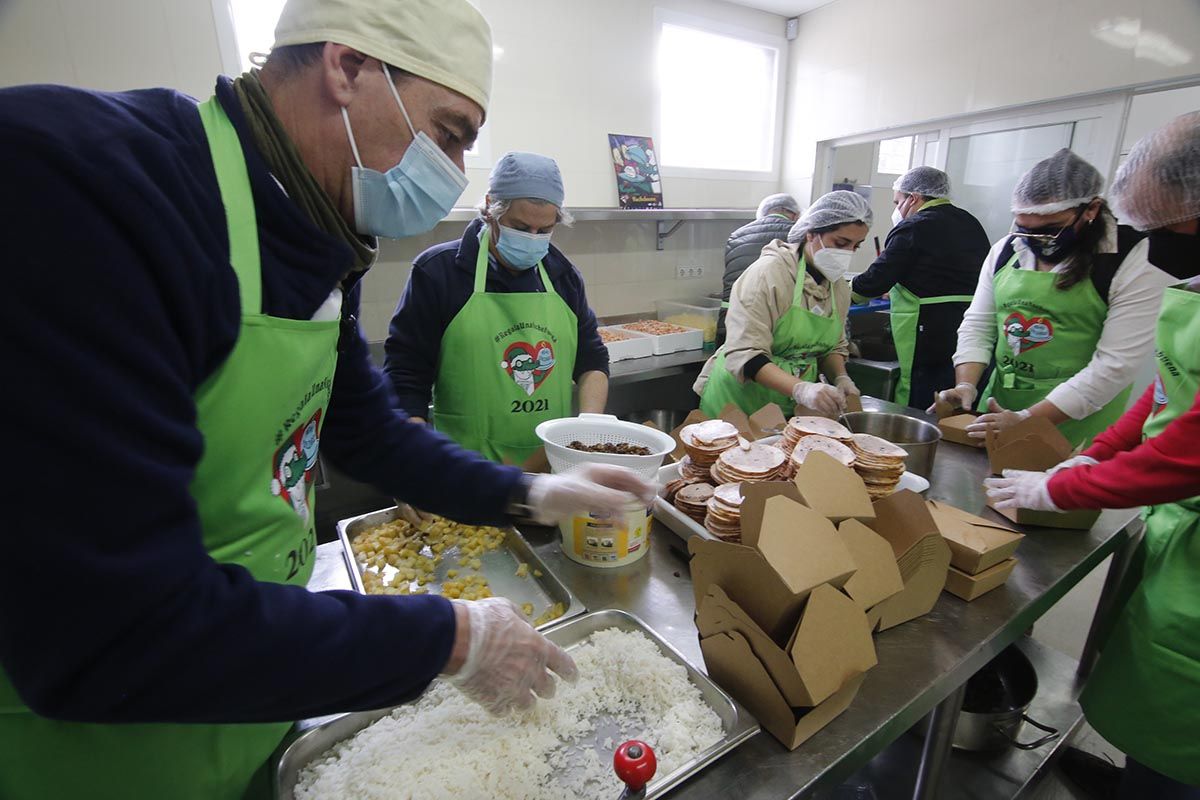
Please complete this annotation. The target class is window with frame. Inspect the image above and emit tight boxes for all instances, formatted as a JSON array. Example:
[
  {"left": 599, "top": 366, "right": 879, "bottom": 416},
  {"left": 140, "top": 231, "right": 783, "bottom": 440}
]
[{"left": 656, "top": 21, "right": 780, "bottom": 173}]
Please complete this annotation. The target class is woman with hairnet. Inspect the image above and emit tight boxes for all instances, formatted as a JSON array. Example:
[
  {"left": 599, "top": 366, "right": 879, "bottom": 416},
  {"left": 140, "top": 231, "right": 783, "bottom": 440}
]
[
  {"left": 985, "top": 112, "right": 1200, "bottom": 799},
  {"left": 694, "top": 190, "right": 870, "bottom": 417},
  {"left": 385, "top": 151, "right": 609, "bottom": 465},
  {"left": 932, "top": 148, "right": 1176, "bottom": 446}
]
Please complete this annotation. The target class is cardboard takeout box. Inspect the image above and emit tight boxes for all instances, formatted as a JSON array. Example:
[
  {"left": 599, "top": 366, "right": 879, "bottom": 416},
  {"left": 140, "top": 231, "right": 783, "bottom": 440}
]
[
  {"left": 944, "top": 558, "right": 1018, "bottom": 601},
  {"left": 927, "top": 500, "right": 1023, "bottom": 575},
  {"left": 792, "top": 451, "right": 876, "bottom": 524},
  {"left": 863, "top": 490, "right": 951, "bottom": 631},
  {"left": 933, "top": 395, "right": 985, "bottom": 449}
]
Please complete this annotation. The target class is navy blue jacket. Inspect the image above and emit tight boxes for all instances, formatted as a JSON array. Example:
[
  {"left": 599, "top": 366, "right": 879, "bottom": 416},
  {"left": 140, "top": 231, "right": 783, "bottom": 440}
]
[
  {"left": 852, "top": 202, "right": 990, "bottom": 299},
  {"left": 0, "top": 78, "right": 522, "bottom": 725},
  {"left": 385, "top": 218, "right": 608, "bottom": 419}
]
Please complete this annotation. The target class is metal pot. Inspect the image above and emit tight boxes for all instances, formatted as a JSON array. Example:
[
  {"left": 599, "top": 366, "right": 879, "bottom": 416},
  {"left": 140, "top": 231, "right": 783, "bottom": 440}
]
[
  {"left": 946, "top": 646, "right": 1059, "bottom": 752},
  {"left": 839, "top": 411, "right": 941, "bottom": 478}
]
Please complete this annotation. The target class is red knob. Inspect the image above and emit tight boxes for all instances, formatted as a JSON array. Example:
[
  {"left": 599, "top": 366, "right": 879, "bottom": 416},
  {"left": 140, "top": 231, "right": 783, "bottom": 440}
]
[{"left": 613, "top": 740, "right": 657, "bottom": 793}]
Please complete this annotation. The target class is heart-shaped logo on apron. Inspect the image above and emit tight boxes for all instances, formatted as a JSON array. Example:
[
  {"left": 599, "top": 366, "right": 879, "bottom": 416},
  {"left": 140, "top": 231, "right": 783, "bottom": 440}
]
[
  {"left": 1003, "top": 311, "right": 1054, "bottom": 356},
  {"left": 500, "top": 340, "right": 556, "bottom": 396}
]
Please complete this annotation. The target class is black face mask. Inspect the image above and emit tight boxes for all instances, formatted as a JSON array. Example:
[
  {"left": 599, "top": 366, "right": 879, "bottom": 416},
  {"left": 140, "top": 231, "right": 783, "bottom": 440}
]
[
  {"left": 1147, "top": 228, "right": 1200, "bottom": 280},
  {"left": 1014, "top": 209, "right": 1085, "bottom": 264}
]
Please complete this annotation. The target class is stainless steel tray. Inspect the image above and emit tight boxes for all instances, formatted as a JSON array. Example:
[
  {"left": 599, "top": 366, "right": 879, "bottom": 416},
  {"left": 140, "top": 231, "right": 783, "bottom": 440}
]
[
  {"left": 337, "top": 506, "right": 585, "bottom": 630},
  {"left": 274, "top": 609, "right": 758, "bottom": 799}
]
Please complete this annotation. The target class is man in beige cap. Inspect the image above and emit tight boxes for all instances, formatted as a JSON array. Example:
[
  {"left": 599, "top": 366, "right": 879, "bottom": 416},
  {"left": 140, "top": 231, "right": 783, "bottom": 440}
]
[{"left": 0, "top": 1, "right": 652, "bottom": 798}]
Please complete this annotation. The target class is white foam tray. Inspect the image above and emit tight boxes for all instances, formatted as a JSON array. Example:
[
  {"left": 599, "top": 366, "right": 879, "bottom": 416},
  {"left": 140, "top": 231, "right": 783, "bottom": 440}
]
[
  {"left": 598, "top": 325, "right": 654, "bottom": 362},
  {"left": 616, "top": 322, "right": 704, "bottom": 355}
]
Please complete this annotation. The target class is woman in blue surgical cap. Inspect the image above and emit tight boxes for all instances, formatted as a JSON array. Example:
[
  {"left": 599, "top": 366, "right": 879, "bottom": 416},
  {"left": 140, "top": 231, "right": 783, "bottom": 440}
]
[{"left": 385, "top": 151, "right": 610, "bottom": 465}]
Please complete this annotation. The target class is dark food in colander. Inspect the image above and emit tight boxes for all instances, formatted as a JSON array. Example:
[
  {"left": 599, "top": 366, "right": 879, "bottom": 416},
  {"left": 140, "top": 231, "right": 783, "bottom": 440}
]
[{"left": 567, "top": 440, "right": 652, "bottom": 456}]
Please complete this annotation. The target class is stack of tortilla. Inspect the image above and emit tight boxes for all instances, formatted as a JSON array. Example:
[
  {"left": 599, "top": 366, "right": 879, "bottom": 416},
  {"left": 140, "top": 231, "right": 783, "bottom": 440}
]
[
  {"left": 704, "top": 483, "right": 745, "bottom": 542},
  {"left": 785, "top": 434, "right": 857, "bottom": 478},
  {"left": 711, "top": 442, "right": 787, "bottom": 484},
  {"left": 780, "top": 416, "right": 854, "bottom": 455},
  {"left": 849, "top": 433, "right": 908, "bottom": 499},
  {"left": 673, "top": 483, "right": 714, "bottom": 524}
]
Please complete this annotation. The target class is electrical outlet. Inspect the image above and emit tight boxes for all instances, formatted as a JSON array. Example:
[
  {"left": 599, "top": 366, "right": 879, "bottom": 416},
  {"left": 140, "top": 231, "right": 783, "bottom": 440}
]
[{"left": 676, "top": 266, "right": 706, "bottom": 279}]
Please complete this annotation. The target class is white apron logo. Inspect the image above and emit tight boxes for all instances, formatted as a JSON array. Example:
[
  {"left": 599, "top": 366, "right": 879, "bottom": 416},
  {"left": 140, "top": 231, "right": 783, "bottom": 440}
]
[{"left": 270, "top": 409, "right": 322, "bottom": 522}]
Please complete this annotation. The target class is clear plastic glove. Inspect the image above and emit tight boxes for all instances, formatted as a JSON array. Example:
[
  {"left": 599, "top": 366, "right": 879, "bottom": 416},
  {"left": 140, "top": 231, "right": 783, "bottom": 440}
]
[
  {"left": 925, "top": 382, "right": 979, "bottom": 414},
  {"left": 393, "top": 501, "right": 434, "bottom": 530},
  {"left": 527, "top": 463, "right": 656, "bottom": 525},
  {"left": 966, "top": 398, "right": 1032, "bottom": 439},
  {"left": 446, "top": 597, "right": 577, "bottom": 715},
  {"left": 792, "top": 380, "right": 844, "bottom": 417},
  {"left": 1047, "top": 455, "right": 1100, "bottom": 476},
  {"left": 983, "top": 469, "right": 1060, "bottom": 511},
  {"left": 834, "top": 374, "right": 861, "bottom": 398}
]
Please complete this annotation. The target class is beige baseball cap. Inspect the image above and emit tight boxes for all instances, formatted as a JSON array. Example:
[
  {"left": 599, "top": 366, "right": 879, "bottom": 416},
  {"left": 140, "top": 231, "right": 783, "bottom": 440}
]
[{"left": 272, "top": 0, "right": 493, "bottom": 114}]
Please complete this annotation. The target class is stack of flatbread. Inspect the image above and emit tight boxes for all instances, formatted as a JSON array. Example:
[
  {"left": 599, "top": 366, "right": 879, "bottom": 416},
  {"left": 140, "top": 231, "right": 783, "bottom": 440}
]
[
  {"left": 680, "top": 420, "right": 740, "bottom": 466},
  {"left": 781, "top": 416, "right": 854, "bottom": 455},
  {"left": 785, "top": 434, "right": 857, "bottom": 478},
  {"left": 849, "top": 433, "right": 908, "bottom": 499},
  {"left": 712, "top": 442, "right": 787, "bottom": 484},
  {"left": 673, "top": 483, "right": 714, "bottom": 524},
  {"left": 704, "top": 483, "right": 745, "bottom": 542}
]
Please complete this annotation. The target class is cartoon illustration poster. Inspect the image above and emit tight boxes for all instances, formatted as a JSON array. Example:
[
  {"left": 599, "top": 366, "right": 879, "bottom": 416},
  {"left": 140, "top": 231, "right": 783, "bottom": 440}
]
[{"left": 608, "top": 134, "right": 664, "bottom": 209}]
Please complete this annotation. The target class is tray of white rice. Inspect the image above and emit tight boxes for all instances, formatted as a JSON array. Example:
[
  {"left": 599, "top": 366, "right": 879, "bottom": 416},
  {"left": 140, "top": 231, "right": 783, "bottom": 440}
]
[{"left": 275, "top": 609, "right": 758, "bottom": 800}]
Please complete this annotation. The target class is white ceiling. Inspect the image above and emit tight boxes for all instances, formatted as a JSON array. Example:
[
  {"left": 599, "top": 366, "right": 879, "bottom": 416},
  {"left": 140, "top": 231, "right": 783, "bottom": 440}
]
[{"left": 722, "top": 0, "right": 837, "bottom": 17}]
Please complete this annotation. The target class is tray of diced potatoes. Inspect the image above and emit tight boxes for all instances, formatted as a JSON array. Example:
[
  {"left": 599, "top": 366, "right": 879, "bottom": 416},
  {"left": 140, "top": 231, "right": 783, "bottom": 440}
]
[{"left": 337, "top": 506, "right": 585, "bottom": 629}]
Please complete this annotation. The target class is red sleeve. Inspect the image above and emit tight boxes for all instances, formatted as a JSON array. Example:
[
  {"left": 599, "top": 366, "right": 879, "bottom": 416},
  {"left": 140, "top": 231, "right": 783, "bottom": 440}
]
[
  {"left": 1082, "top": 383, "right": 1155, "bottom": 461},
  {"left": 1049, "top": 389, "right": 1200, "bottom": 510}
]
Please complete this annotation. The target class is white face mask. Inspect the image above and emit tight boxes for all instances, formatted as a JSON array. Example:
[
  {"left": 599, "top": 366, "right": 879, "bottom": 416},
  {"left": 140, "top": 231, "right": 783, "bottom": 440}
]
[
  {"left": 891, "top": 207, "right": 904, "bottom": 227},
  {"left": 810, "top": 237, "right": 854, "bottom": 281}
]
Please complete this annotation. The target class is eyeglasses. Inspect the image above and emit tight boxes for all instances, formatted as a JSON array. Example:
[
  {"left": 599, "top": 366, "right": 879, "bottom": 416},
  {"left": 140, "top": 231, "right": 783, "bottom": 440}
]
[{"left": 1010, "top": 207, "right": 1085, "bottom": 244}]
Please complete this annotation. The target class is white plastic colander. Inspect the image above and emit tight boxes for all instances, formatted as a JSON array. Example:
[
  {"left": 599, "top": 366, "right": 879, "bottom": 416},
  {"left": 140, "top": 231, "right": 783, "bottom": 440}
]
[{"left": 535, "top": 413, "right": 676, "bottom": 480}]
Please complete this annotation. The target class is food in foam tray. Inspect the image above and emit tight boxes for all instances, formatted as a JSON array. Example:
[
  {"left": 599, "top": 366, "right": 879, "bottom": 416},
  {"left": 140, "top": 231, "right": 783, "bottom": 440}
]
[
  {"left": 621, "top": 319, "right": 693, "bottom": 336},
  {"left": 599, "top": 328, "right": 635, "bottom": 343}
]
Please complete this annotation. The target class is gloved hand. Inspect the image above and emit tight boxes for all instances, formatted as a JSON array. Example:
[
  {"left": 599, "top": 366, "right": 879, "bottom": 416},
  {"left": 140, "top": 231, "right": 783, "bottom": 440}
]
[
  {"left": 925, "top": 382, "right": 979, "bottom": 414},
  {"left": 393, "top": 501, "right": 434, "bottom": 530},
  {"left": 966, "top": 398, "right": 1032, "bottom": 439},
  {"left": 446, "top": 597, "right": 578, "bottom": 715},
  {"left": 983, "top": 469, "right": 1061, "bottom": 511},
  {"left": 792, "top": 380, "right": 845, "bottom": 418},
  {"left": 527, "top": 463, "right": 656, "bottom": 525},
  {"left": 834, "top": 374, "right": 861, "bottom": 398},
  {"left": 1047, "top": 455, "right": 1100, "bottom": 476}
]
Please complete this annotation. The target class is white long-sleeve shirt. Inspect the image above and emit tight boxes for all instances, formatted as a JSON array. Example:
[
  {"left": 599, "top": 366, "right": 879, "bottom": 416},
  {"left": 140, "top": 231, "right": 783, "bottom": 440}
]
[{"left": 953, "top": 220, "right": 1175, "bottom": 420}]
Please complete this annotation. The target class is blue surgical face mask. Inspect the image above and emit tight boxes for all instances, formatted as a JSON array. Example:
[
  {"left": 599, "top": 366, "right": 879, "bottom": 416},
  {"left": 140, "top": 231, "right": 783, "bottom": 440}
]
[
  {"left": 494, "top": 224, "right": 551, "bottom": 270},
  {"left": 342, "top": 62, "right": 468, "bottom": 239}
]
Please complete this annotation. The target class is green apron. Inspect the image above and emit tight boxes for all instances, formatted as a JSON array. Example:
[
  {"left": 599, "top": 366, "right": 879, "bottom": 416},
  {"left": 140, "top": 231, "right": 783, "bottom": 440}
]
[
  {"left": 1080, "top": 283, "right": 1200, "bottom": 785},
  {"left": 886, "top": 199, "right": 973, "bottom": 408},
  {"left": 432, "top": 227, "right": 577, "bottom": 464},
  {"left": 0, "top": 97, "right": 338, "bottom": 800},
  {"left": 700, "top": 254, "right": 843, "bottom": 416},
  {"left": 980, "top": 249, "right": 1130, "bottom": 447}
]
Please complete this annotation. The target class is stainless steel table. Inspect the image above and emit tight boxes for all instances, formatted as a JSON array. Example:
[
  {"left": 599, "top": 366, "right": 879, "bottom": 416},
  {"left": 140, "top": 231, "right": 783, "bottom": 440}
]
[{"left": 309, "top": 398, "right": 1141, "bottom": 799}]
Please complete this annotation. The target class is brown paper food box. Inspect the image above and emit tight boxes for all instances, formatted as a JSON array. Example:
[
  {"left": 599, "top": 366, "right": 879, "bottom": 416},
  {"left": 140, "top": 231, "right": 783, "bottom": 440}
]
[
  {"left": 984, "top": 415, "right": 1075, "bottom": 475},
  {"left": 792, "top": 451, "right": 876, "bottom": 524},
  {"left": 697, "top": 584, "right": 876, "bottom": 708},
  {"left": 838, "top": 519, "right": 905, "bottom": 611},
  {"left": 864, "top": 490, "right": 952, "bottom": 631},
  {"left": 945, "top": 558, "right": 1018, "bottom": 601},
  {"left": 689, "top": 484, "right": 857, "bottom": 642},
  {"left": 701, "top": 630, "right": 866, "bottom": 750},
  {"left": 926, "top": 500, "right": 1024, "bottom": 575},
  {"left": 985, "top": 498, "right": 1101, "bottom": 531},
  {"left": 933, "top": 395, "right": 985, "bottom": 448}
]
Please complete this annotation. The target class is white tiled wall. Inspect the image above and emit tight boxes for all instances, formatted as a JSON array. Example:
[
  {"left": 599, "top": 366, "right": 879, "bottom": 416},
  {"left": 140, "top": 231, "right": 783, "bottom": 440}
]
[
  {"left": 781, "top": 0, "right": 1200, "bottom": 197},
  {"left": 355, "top": 216, "right": 739, "bottom": 342}
]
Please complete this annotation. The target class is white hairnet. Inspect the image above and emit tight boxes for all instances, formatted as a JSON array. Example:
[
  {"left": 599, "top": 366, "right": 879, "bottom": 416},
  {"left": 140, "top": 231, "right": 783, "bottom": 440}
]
[
  {"left": 756, "top": 193, "right": 801, "bottom": 219},
  {"left": 1110, "top": 111, "right": 1200, "bottom": 231},
  {"left": 273, "top": 0, "right": 493, "bottom": 113},
  {"left": 893, "top": 166, "right": 951, "bottom": 198},
  {"left": 1011, "top": 148, "right": 1103, "bottom": 216},
  {"left": 787, "top": 190, "right": 874, "bottom": 243}
]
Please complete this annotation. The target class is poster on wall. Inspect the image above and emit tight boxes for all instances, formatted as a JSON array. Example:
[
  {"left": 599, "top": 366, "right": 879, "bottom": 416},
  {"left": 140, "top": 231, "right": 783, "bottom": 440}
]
[{"left": 608, "top": 134, "right": 664, "bottom": 209}]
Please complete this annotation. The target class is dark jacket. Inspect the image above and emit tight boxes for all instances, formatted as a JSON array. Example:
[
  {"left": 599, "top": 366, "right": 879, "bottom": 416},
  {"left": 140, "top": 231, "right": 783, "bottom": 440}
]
[
  {"left": 851, "top": 202, "right": 990, "bottom": 300},
  {"left": 385, "top": 218, "right": 608, "bottom": 419},
  {"left": 0, "top": 78, "right": 521, "bottom": 726},
  {"left": 719, "top": 214, "right": 795, "bottom": 342}
]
